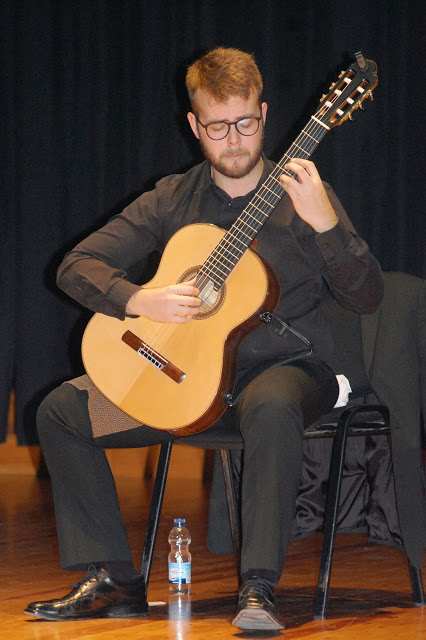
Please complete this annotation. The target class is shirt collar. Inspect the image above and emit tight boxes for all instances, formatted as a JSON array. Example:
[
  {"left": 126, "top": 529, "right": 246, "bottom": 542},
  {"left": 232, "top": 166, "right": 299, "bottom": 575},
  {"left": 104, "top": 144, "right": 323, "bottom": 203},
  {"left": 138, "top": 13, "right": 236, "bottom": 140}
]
[{"left": 205, "top": 155, "right": 275, "bottom": 208}]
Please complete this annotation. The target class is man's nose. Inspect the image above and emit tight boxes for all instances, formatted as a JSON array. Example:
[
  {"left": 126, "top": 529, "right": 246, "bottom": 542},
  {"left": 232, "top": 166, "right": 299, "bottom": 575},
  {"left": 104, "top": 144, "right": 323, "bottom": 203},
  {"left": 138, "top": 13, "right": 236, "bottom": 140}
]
[{"left": 227, "top": 123, "right": 241, "bottom": 145}]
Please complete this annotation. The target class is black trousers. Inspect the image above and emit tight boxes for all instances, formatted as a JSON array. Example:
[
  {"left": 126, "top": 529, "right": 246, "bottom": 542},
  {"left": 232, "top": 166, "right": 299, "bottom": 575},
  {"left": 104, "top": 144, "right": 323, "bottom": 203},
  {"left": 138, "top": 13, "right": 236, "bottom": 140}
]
[{"left": 37, "top": 361, "right": 338, "bottom": 579}]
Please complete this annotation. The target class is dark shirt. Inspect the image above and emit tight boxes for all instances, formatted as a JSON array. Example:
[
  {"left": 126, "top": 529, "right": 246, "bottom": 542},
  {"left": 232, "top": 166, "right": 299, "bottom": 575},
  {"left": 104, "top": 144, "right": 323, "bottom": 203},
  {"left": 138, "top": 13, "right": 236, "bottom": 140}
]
[{"left": 57, "top": 159, "right": 383, "bottom": 380}]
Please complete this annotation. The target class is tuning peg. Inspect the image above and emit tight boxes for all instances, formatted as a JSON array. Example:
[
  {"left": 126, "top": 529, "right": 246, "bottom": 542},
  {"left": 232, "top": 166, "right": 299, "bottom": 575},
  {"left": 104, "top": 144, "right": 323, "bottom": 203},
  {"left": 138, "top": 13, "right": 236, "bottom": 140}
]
[
  {"left": 368, "top": 90, "right": 374, "bottom": 101},
  {"left": 359, "top": 102, "right": 364, "bottom": 110}
]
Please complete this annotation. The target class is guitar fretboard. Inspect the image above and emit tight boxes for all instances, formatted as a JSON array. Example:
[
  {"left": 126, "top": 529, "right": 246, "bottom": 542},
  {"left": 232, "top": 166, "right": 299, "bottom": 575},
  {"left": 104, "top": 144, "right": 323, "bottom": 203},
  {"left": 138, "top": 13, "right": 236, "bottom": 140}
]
[{"left": 196, "top": 117, "right": 328, "bottom": 291}]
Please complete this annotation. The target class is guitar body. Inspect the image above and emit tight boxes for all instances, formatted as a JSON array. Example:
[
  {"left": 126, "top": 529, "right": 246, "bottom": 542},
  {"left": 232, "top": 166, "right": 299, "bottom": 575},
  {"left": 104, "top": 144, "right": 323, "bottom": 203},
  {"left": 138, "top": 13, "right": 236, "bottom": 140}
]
[{"left": 82, "top": 223, "right": 279, "bottom": 435}]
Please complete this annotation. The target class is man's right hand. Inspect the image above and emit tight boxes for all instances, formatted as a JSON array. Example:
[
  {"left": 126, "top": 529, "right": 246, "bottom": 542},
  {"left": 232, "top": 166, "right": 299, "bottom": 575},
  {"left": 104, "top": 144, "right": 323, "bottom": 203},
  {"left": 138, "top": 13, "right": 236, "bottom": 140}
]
[{"left": 125, "top": 280, "right": 201, "bottom": 323}]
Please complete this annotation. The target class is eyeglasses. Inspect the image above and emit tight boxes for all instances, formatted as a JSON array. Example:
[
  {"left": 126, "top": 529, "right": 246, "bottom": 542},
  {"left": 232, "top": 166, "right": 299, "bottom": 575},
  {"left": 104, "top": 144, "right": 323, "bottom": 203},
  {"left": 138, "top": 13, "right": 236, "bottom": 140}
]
[{"left": 195, "top": 114, "right": 263, "bottom": 140}]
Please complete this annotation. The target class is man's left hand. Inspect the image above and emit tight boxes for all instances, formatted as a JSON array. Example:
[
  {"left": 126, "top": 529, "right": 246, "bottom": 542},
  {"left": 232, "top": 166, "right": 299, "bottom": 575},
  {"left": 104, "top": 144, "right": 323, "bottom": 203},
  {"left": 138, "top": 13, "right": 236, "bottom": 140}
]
[{"left": 279, "top": 159, "right": 338, "bottom": 233}]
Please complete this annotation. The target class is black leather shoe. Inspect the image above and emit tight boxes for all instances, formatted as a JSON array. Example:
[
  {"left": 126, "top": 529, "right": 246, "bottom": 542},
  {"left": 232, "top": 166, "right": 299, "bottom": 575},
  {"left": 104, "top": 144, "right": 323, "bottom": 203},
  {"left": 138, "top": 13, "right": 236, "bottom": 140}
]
[
  {"left": 24, "top": 567, "right": 148, "bottom": 620},
  {"left": 232, "top": 577, "right": 284, "bottom": 631}
]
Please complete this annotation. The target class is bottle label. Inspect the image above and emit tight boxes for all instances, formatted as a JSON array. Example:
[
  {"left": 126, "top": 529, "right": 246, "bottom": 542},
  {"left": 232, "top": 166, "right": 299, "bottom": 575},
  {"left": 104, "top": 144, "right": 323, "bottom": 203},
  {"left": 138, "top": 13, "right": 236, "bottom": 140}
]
[{"left": 168, "top": 561, "right": 191, "bottom": 584}]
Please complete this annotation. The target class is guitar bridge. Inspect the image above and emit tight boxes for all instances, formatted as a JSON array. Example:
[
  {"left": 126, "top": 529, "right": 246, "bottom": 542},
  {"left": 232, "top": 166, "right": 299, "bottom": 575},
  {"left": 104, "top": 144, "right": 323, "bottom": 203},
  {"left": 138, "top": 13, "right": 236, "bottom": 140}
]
[{"left": 122, "top": 330, "right": 186, "bottom": 383}]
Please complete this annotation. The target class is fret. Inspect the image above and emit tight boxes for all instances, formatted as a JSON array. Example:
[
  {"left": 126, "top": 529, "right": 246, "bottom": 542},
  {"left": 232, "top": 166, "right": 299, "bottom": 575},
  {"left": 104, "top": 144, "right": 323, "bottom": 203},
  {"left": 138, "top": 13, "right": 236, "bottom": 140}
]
[
  {"left": 210, "top": 243, "right": 243, "bottom": 264},
  {"left": 204, "top": 261, "right": 229, "bottom": 279},
  {"left": 310, "top": 115, "right": 330, "bottom": 130},
  {"left": 245, "top": 200, "right": 269, "bottom": 220},
  {"left": 197, "top": 270, "right": 223, "bottom": 289},
  {"left": 242, "top": 207, "right": 267, "bottom": 224},
  {"left": 241, "top": 209, "right": 267, "bottom": 233},
  {"left": 251, "top": 191, "right": 277, "bottom": 208},
  {"left": 289, "top": 141, "right": 309, "bottom": 156},
  {"left": 269, "top": 174, "right": 283, "bottom": 187},
  {"left": 297, "top": 132, "right": 318, "bottom": 150},
  {"left": 236, "top": 217, "right": 258, "bottom": 234},
  {"left": 206, "top": 252, "right": 233, "bottom": 271},
  {"left": 262, "top": 182, "right": 283, "bottom": 198},
  {"left": 219, "top": 237, "right": 246, "bottom": 254},
  {"left": 301, "top": 129, "right": 320, "bottom": 143},
  {"left": 210, "top": 251, "right": 235, "bottom": 269},
  {"left": 274, "top": 161, "right": 293, "bottom": 177},
  {"left": 203, "top": 260, "right": 238, "bottom": 284},
  {"left": 232, "top": 226, "right": 252, "bottom": 241},
  {"left": 274, "top": 165, "right": 293, "bottom": 180}
]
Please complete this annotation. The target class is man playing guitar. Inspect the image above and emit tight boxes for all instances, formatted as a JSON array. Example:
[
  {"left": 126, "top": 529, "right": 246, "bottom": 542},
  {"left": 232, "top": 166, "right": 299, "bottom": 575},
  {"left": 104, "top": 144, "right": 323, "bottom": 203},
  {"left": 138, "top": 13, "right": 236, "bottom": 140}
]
[{"left": 25, "top": 47, "right": 382, "bottom": 630}]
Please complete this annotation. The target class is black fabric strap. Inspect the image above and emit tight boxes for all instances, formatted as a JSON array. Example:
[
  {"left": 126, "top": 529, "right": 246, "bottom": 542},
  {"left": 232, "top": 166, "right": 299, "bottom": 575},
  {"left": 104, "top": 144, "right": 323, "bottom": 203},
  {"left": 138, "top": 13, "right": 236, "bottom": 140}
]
[{"left": 259, "top": 311, "right": 313, "bottom": 357}]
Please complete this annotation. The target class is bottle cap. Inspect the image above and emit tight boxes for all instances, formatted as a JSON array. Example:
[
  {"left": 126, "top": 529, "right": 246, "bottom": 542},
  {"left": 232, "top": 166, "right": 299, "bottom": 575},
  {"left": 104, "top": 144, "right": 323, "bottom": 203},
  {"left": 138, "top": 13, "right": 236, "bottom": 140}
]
[{"left": 173, "top": 517, "right": 187, "bottom": 527}]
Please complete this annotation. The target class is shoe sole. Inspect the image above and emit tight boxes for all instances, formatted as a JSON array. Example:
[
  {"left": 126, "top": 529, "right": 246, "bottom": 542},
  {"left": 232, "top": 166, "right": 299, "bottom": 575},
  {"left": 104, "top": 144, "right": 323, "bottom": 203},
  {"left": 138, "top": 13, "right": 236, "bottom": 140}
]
[
  {"left": 232, "top": 606, "right": 284, "bottom": 631},
  {"left": 24, "top": 606, "right": 148, "bottom": 621}
]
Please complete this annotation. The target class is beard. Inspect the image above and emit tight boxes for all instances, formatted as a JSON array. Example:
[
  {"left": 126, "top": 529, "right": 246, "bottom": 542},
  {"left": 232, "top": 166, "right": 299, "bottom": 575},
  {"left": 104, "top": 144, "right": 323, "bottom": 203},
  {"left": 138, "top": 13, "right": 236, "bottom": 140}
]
[{"left": 199, "top": 131, "right": 264, "bottom": 180}]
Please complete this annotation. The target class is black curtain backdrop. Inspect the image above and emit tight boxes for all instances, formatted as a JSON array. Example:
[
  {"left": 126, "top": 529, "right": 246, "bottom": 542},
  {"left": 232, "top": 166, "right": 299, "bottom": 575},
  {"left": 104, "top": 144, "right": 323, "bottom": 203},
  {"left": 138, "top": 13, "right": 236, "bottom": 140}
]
[{"left": 2, "top": 0, "right": 426, "bottom": 443}]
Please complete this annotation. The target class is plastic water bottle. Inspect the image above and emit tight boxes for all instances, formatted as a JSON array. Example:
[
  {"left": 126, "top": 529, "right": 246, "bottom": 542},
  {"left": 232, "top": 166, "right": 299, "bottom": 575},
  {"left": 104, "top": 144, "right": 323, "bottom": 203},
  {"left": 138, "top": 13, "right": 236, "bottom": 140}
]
[{"left": 168, "top": 517, "right": 191, "bottom": 593}]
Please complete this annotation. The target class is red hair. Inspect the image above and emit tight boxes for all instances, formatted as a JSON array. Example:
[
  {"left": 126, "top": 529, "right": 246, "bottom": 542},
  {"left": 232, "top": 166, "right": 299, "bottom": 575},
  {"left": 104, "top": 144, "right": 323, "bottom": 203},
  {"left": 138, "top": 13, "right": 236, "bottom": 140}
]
[{"left": 186, "top": 47, "right": 263, "bottom": 106}]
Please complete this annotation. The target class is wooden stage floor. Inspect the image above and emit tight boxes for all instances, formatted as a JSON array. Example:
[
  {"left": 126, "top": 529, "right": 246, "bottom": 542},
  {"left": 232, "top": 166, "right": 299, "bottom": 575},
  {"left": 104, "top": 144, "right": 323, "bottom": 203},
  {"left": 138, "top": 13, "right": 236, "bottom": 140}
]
[{"left": 1, "top": 472, "right": 425, "bottom": 639}]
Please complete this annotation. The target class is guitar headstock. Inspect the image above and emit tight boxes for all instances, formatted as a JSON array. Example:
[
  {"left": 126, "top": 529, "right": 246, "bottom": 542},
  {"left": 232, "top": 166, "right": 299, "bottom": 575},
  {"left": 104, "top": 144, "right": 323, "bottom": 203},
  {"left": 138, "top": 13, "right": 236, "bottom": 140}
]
[{"left": 315, "top": 52, "right": 378, "bottom": 129}]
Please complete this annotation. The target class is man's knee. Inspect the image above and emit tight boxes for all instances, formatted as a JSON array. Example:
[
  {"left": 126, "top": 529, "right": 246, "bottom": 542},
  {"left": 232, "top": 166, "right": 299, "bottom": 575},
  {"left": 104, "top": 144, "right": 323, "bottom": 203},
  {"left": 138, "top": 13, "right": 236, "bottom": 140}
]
[
  {"left": 239, "top": 368, "right": 303, "bottom": 417},
  {"left": 239, "top": 395, "right": 304, "bottom": 451},
  {"left": 37, "top": 383, "right": 91, "bottom": 443},
  {"left": 236, "top": 364, "right": 332, "bottom": 443}
]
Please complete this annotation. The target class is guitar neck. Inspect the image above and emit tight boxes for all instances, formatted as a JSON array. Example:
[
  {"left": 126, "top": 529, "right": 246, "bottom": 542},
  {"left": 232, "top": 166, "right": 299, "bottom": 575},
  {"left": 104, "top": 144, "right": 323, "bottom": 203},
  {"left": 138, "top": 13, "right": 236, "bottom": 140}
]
[{"left": 197, "top": 117, "right": 328, "bottom": 290}]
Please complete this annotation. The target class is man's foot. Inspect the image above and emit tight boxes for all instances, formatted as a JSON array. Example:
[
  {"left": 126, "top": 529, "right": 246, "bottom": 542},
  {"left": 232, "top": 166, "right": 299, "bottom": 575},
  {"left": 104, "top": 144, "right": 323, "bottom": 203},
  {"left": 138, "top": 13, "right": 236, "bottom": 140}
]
[
  {"left": 24, "top": 567, "right": 148, "bottom": 620},
  {"left": 232, "top": 577, "right": 284, "bottom": 631}
]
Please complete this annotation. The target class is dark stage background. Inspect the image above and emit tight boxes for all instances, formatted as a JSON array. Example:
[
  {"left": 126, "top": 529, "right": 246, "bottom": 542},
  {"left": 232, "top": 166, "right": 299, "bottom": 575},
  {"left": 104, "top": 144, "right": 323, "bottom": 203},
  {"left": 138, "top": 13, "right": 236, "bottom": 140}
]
[{"left": 2, "top": 0, "right": 426, "bottom": 443}]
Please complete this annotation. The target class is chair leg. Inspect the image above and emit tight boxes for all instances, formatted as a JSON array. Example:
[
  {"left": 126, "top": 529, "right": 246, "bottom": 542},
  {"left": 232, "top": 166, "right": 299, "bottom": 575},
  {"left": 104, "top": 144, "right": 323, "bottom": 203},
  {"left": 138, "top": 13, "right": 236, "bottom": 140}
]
[
  {"left": 140, "top": 442, "right": 173, "bottom": 588},
  {"left": 408, "top": 563, "right": 425, "bottom": 606},
  {"left": 313, "top": 416, "right": 350, "bottom": 620},
  {"left": 219, "top": 449, "right": 241, "bottom": 560}
]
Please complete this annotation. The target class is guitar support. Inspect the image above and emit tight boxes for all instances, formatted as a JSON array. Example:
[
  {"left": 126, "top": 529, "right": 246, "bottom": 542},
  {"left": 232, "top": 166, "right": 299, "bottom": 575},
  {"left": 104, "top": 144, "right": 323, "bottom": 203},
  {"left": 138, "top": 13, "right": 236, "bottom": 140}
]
[{"left": 223, "top": 311, "right": 313, "bottom": 408}]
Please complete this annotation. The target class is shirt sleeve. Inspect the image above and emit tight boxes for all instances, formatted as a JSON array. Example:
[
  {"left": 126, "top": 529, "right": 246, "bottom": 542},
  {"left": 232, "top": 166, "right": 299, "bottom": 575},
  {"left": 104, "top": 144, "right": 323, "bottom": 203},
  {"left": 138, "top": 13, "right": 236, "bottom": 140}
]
[
  {"left": 315, "top": 184, "right": 384, "bottom": 314},
  {"left": 57, "top": 186, "right": 164, "bottom": 319}
]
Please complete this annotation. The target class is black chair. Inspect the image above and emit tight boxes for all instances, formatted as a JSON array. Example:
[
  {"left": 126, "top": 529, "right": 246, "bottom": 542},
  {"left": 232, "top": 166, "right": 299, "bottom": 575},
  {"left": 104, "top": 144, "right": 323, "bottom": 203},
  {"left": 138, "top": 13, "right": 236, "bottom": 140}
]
[{"left": 140, "top": 401, "right": 425, "bottom": 619}]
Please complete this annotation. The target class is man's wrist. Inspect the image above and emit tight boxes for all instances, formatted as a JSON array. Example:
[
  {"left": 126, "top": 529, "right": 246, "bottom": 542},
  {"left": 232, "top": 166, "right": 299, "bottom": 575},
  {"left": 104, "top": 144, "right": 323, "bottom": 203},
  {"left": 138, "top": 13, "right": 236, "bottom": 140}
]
[
  {"left": 125, "top": 287, "right": 145, "bottom": 316},
  {"left": 313, "top": 217, "right": 339, "bottom": 234}
]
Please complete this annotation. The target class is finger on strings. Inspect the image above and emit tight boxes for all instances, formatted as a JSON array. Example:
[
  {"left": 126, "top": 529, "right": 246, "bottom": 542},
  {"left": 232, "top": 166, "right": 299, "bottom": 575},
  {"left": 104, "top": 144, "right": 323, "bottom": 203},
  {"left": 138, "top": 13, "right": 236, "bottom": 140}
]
[
  {"left": 177, "top": 284, "right": 200, "bottom": 297},
  {"left": 189, "top": 297, "right": 202, "bottom": 307},
  {"left": 181, "top": 277, "right": 200, "bottom": 294},
  {"left": 289, "top": 158, "right": 317, "bottom": 176},
  {"left": 283, "top": 164, "right": 305, "bottom": 185},
  {"left": 177, "top": 297, "right": 201, "bottom": 308}
]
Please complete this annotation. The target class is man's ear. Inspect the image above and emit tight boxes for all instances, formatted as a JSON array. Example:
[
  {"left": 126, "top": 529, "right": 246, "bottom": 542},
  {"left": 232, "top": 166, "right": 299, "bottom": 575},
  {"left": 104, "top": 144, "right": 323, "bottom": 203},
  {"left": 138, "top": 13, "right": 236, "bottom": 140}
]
[
  {"left": 187, "top": 112, "right": 200, "bottom": 140},
  {"left": 261, "top": 101, "right": 268, "bottom": 124}
]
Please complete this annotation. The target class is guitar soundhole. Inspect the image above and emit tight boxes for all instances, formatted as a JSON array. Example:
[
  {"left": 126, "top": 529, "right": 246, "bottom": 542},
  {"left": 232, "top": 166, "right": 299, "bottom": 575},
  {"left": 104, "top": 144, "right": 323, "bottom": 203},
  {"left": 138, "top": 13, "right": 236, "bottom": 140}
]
[{"left": 178, "top": 266, "right": 225, "bottom": 319}]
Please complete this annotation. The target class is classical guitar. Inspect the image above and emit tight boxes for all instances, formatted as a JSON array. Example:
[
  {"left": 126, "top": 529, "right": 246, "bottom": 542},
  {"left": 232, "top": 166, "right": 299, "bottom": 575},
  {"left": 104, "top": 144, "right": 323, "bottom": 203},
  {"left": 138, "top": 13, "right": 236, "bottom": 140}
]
[{"left": 82, "top": 52, "right": 378, "bottom": 435}]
